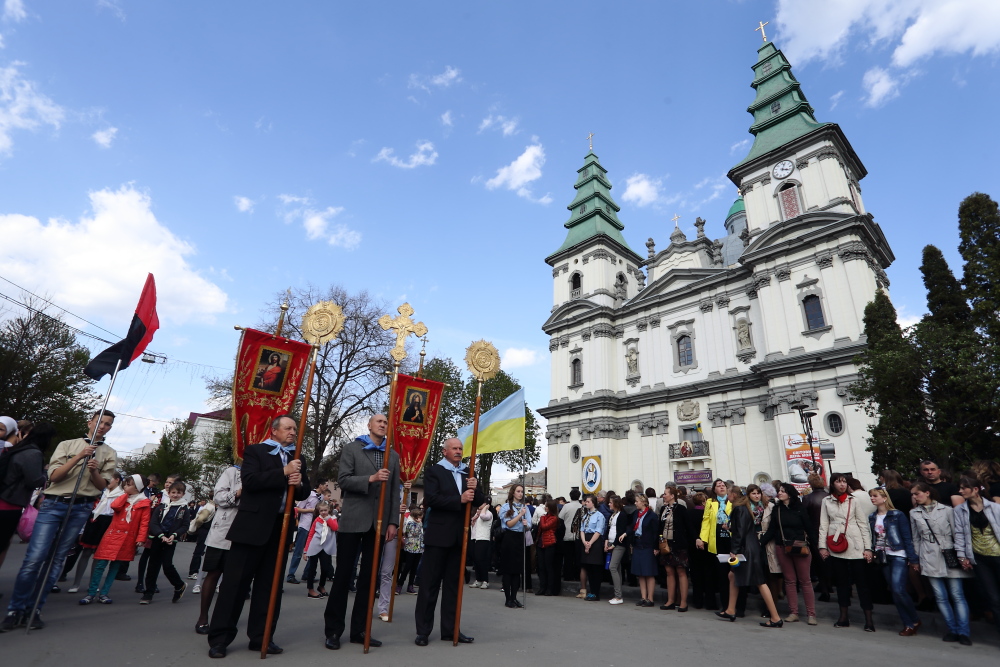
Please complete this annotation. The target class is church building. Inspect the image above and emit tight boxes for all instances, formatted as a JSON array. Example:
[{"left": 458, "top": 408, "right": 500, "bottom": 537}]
[{"left": 538, "top": 40, "right": 895, "bottom": 496}]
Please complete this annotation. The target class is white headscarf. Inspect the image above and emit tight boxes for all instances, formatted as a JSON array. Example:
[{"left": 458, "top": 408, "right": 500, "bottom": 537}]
[
  {"left": 125, "top": 474, "right": 146, "bottom": 523},
  {"left": 0, "top": 416, "right": 17, "bottom": 446}
]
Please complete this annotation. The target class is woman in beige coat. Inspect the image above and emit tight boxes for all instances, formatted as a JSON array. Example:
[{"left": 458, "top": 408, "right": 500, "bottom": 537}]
[{"left": 819, "top": 473, "right": 874, "bottom": 631}]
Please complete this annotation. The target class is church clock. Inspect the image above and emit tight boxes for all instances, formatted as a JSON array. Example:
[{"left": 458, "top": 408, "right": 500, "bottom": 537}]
[{"left": 772, "top": 160, "right": 794, "bottom": 179}]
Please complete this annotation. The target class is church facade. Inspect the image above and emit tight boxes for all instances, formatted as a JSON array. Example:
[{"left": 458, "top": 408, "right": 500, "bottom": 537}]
[{"left": 538, "top": 41, "right": 895, "bottom": 496}]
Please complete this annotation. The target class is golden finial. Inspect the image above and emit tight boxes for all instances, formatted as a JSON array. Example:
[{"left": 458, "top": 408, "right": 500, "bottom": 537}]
[{"left": 755, "top": 20, "right": 769, "bottom": 43}]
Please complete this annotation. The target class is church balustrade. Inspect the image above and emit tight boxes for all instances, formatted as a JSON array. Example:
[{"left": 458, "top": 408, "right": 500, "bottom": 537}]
[{"left": 669, "top": 440, "right": 710, "bottom": 459}]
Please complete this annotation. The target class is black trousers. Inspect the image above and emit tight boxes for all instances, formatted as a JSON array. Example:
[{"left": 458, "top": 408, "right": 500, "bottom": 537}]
[
  {"left": 830, "top": 556, "right": 873, "bottom": 610},
  {"left": 189, "top": 529, "right": 209, "bottom": 575},
  {"left": 414, "top": 544, "right": 461, "bottom": 638},
  {"left": 306, "top": 551, "right": 333, "bottom": 590},
  {"left": 537, "top": 544, "right": 559, "bottom": 594},
  {"left": 324, "top": 528, "right": 377, "bottom": 639},
  {"left": 208, "top": 517, "right": 287, "bottom": 649},
  {"left": 398, "top": 551, "right": 421, "bottom": 588},
  {"left": 584, "top": 563, "right": 604, "bottom": 599},
  {"left": 472, "top": 540, "right": 491, "bottom": 582},
  {"left": 560, "top": 540, "right": 578, "bottom": 581},
  {"left": 144, "top": 540, "right": 184, "bottom": 595}
]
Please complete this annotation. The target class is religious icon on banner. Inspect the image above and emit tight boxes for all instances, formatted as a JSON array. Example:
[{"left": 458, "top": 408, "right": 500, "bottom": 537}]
[
  {"left": 390, "top": 374, "right": 446, "bottom": 480},
  {"left": 231, "top": 328, "right": 312, "bottom": 461}
]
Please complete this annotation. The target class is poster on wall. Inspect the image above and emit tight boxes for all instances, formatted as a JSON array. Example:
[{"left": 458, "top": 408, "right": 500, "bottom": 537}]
[
  {"left": 581, "top": 455, "right": 602, "bottom": 494},
  {"left": 783, "top": 432, "right": 824, "bottom": 491}
]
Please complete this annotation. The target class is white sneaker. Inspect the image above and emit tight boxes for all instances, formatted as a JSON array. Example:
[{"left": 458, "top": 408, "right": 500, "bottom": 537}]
[
  {"left": 192, "top": 585, "right": 202, "bottom": 594},
  {"left": 480, "top": 581, "right": 488, "bottom": 589},
  {"left": 67, "top": 586, "right": 79, "bottom": 594},
  {"left": 187, "top": 573, "right": 198, "bottom": 580},
  {"left": 379, "top": 613, "right": 389, "bottom": 622},
  {"left": 609, "top": 598, "right": 624, "bottom": 605},
  {"left": 469, "top": 581, "right": 481, "bottom": 588}
]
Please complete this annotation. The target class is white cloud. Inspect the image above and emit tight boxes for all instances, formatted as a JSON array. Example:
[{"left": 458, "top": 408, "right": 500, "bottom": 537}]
[
  {"left": 622, "top": 173, "right": 662, "bottom": 207},
  {"left": 485, "top": 141, "right": 551, "bottom": 204},
  {"left": 729, "top": 138, "right": 751, "bottom": 155},
  {"left": 0, "top": 61, "right": 65, "bottom": 156},
  {"left": 830, "top": 90, "right": 845, "bottom": 110},
  {"left": 862, "top": 66, "right": 901, "bottom": 107},
  {"left": 478, "top": 114, "right": 519, "bottom": 136},
  {"left": 278, "top": 194, "right": 360, "bottom": 250},
  {"left": 373, "top": 140, "right": 438, "bottom": 169},
  {"left": 0, "top": 184, "right": 229, "bottom": 325},
  {"left": 3, "top": 0, "right": 26, "bottom": 22},
  {"left": 408, "top": 66, "right": 462, "bottom": 92},
  {"left": 91, "top": 126, "right": 118, "bottom": 148},
  {"left": 502, "top": 347, "right": 541, "bottom": 369},
  {"left": 233, "top": 196, "right": 255, "bottom": 213},
  {"left": 896, "top": 304, "right": 924, "bottom": 329},
  {"left": 440, "top": 110, "right": 453, "bottom": 127},
  {"left": 97, "top": 0, "right": 126, "bottom": 21}
]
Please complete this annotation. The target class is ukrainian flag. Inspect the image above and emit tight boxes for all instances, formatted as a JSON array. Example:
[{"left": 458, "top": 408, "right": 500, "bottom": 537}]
[{"left": 457, "top": 388, "right": 525, "bottom": 456}]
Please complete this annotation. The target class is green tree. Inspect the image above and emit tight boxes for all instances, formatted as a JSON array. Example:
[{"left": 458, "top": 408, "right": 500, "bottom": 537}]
[
  {"left": 853, "top": 289, "right": 934, "bottom": 473},
  {"left": 458, "top": 369, "right": 541, "bottom": 493},
  {"left": 196, "top": 425, "right": 235, "bottom": 499},
  {"left": 420, "top": 356, "right": 466, "bottom": 467},
  {"left": 0, "top": 297, "right": 96, "bottom": 452},
  {"left": 122, "top": 420, "right": 203, "bottom": 494},
  {"left": 914, "top": 245, "right": 994, "bottom": 466}
]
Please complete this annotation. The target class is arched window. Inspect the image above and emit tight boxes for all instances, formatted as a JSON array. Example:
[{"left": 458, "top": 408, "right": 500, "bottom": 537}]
[
  {"left": 803, "top": 295, "right": 825, "bottom": 330},
  {"left": 570, "top": 358, "right": 582, "bottom": 385},
  {"left": 677, "top": 335, "right": 693, "bottom": 367},
  {"left": 778, "top": 182, "right": 801, "bottom": 219},
  {"left": 570, "top": 272, "right": 582, "bottom": 299}
]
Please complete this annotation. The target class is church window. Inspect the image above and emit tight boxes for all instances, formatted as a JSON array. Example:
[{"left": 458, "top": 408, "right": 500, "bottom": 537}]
[
  {"left": 578, "top": 204, "right": 587, "bottom": 214},
  {"left": 803, "top": 295, "right": 825, "bottom": 330},
  {"left": 677, "top": 335, "right": 693, "bottom": 367},
  {"left": 681, "top": 426, "right": 703, "bottom": 443},
  {"left": 825, "top": 412, "right": 844, "bottom": 436},
  {"left": 570, "top": 358, "right": 582, "bottom": 386},
  {"left": 770, "top": 101, "right": 781, "bottom": 114},
  {"left": 778, "top": 182, "right": 801, "bottom": 219},
  {"left": 570, "top": 272, "right": 582, "bottom": 299}
]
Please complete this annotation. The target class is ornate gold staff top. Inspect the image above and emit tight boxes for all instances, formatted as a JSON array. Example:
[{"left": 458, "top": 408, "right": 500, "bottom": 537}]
[
  {"left": 301, "top": 300, "right": 345, "bottom": 345},
  {"left": 378, "top": 303, "right": 428, "bottom": 362},
  {"left": 464, "top": 339, "right": 500, "bottom": 381}
]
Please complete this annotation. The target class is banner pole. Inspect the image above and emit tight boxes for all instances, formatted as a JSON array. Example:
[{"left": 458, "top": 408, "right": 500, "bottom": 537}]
[
  {"left": 453, "top": 379, "right": 483, "bottom": 645},
  {"left": 522, "top": 445, "right": 527, "bottom": 610},
  {"left": 26, "top": 357, "right": 123, "bottom": 635},
  {"left": 364, "top": 360, "right": 400, "bottom": 653},
  {"left": 259, "top": 345, "right": 317, "bottom": 658}
]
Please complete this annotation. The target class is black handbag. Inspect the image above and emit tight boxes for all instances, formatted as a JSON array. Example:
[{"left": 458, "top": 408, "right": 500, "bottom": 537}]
[
  {"left": 778, "top": 506, "right": 809, "bottom": 556},
  {"left": 922, "top": 514, "right": 960, "bottom": 569}
]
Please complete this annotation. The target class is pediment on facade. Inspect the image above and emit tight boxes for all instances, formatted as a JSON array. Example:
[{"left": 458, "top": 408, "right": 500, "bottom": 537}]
[
  {"left": 741, "top": 212, "right": 894, "bottom": 269},
  {"left": 628, "top": 267, "right": 725, "bottom": 303},
  {"left": 744, "top": 213, "right": 853, "bottom": 254},
  {"left": 542, "top": 298, "right": 603, "bottom": 331}
]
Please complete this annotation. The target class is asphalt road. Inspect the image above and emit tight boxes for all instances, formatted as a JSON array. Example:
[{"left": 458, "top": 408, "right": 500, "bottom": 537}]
[{"left": 1, "top": 541, "right": 996, "bottom": 666}]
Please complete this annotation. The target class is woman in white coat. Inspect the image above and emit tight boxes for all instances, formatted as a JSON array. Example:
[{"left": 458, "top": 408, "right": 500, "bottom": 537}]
[{"left": 818, "top": 473, "right": 874, "bottom": 631}]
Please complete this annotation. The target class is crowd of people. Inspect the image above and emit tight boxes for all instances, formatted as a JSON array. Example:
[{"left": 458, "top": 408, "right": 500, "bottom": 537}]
[{"left": 1, "top": 409, "right": 999, "bottom": 654}]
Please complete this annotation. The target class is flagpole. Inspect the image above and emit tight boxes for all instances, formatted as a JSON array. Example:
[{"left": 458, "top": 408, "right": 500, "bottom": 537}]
[
  {"left": 259, "top": 344, "right": 317, "bottom": 659},
  {"left": 453, "top": 378, "right": 483, "bottom": 645},
  {"left": 363, "top": 360, "right": 400, "bottom": 653},
  {"left": 25, "top": 357, "right": 123, "bottom": 635},
  {"left": 521, "top": 445, "right": 527, "bottom": 610}
]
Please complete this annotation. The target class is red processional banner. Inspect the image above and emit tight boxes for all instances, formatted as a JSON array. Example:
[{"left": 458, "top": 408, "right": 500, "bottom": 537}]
[
  {"left": 390, "top": 374, "right": 447, "bottom": 481},
  {"left": 231, "top": 328, "right": 313, "bottom": 461}
]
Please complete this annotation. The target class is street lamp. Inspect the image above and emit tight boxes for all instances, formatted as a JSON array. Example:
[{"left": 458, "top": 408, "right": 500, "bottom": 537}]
[{"left": 790, "top": 402, "right": 817, "bottom": 468}]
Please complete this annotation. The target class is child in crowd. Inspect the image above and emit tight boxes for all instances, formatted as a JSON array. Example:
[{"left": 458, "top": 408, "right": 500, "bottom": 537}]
[
  {"left": 304, "top": 501, "right": 338, "bottom": 599},
  {"left": 80, "top": 474, "right": 151, "bottom": 605},
  {"left": 397, "top": 507, "right": 424, "bottom": 594},
  {"left": 140, "top": 480, "right": 191, "bottom": 604}
]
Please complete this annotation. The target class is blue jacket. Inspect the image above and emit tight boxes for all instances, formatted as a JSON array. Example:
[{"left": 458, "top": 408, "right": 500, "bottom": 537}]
[{"left": 868, "top": 509, "right": 917, "bottom": 562}]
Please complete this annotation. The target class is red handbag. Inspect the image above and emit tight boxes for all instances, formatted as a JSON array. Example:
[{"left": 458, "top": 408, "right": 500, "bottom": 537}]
[{"left": 826, "top": 498, "right": 851, "bottom": 553}]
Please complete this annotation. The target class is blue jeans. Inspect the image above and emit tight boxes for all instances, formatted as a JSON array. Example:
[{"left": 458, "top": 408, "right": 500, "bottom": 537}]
[
  {"left": 882, "top": 556, "right": 920, "bottom": 628},
  {"left": 6, "top": 499, "right": 93, "bottom": 612},
  {"left": 286, "top": 526, "right": 308, "bottom": 579},
  {"left": 928, "top": 576, "right": 970, "bottom": 636}
]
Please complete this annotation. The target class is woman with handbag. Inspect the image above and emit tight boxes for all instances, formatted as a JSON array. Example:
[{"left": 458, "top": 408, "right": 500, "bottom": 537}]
[
  {"left": 657, "top": 486, "right": 690, "bottom": 611},
  {"left": 868, "top": 488, "right": 921, "bottom": 635},
  {"left": 0, "top": 421, "right": 49, "bottom": 576},
  {"left": 954, "top": 476, "right": 1000, "bottom": 643},
  {"left": 578, "top": 494, "right": 606, "bottom": 601},
  {"left": 910, "top": 481, "right": 973, "bottom": 645},
  {"left": 819, "top": 473, "right": 875, "bottom": 630},
  {"left": 627, "top": 493, "right": 658, "bottom": 607},
  {"left": 761, "top": 483, "right": 816, "bottom": 624}
]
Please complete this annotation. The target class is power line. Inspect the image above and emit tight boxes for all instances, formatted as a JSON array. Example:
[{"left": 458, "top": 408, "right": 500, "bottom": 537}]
[
  {"left": 0, "top": 273, "right": 122, "bottom": 339},
  {"left": 115, "top": 411, "right": 177, "bottom": 424}
]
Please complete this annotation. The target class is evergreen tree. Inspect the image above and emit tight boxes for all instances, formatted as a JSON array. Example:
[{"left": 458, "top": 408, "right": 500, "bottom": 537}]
[
  {"left": 419, "top": 356, "right": 466, "bottom": 467},
  {"left": 853, "top": 289, "right": 934, "bottom": 472}
]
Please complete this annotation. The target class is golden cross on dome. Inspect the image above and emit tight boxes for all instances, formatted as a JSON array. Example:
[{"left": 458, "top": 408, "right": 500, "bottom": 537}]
[
  {"left": 587, "top": 132, "right": 595, "bottom": 151},
  {"left": 756, "top": 20, "right": 769, "bottom": 43},
  {"left": 378, "top": 303, "right": 428, "bottom": 363},
  {"left": 671, "top": 213, "right": 681, "bottom": 227}
]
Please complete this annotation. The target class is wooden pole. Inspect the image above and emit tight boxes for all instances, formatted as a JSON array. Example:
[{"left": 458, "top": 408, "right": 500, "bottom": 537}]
[
  {"left": 452, "top": 379, "right": 483, "bottom": 645},
  {"left": 363, "top": 361, "right": 400, "bottom": 653},
  {"left": 259, "top": 345, "right": 317, "bottom": 659}
]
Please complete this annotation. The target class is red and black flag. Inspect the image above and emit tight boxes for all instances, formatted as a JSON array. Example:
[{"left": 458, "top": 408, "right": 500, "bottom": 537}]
[{"left": 84, "top": 273, "right": 160, "bottom": 381}]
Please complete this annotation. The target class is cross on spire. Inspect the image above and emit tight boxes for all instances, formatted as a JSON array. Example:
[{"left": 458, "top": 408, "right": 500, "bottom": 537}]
[
  {"left": 587, "top": 132, "right": 595, "bottom": 151},
  {"left": 671, "top": 213, "right": 681, "bottom": 227},
  {"left": 755, "top": 20, "right": 769, "bottom": 43}
]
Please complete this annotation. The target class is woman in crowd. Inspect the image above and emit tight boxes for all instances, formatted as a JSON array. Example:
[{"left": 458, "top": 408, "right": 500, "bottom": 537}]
[
  {"left": 868, "top": 488, "right": 921, "bottom": 635},
  {"left": 604, "top": 496, "right": 629, "bottom": 605},
  {"left": 970, "top": 461, "right": 1000, "bottom": 503},
  {"left": 954, "top": 476, "right": 1000, "bottom": 642},
  {"left": 687, "top": 492, "right": 712, "bottom": 609},
  {"left": 628, "top": 493, "right": 658, "bottom": 607},
  {"left": 910, "top": 481, "right": 973, "bottom": 645},
  {"left": 696, "top": 479, "right": 733, "bottom": 611},
  {"left": 716, "top": 486, "right": 782, "bottom": 627},
  {"left": 0, "top": 420, "right": 48, "bottom": 576},
  {"left": 193, "top": 463, "right": 241, "bottom": 634},
  {"left": 536, "top": 499, "right": 560, "bottom": 596},
  {"left": 469, "top": 501, "right": 494, "bottom": 589},
  {"left": 819, "top": 472, "right": 875, "bottom": 630},
  {"left": 578, "top": 494, "right": 606, "bottom": 601},
  {"left": 499, "top": 484, "right": 530, "bottom": 608},
  {"left": 879, "top": 470, "right": 913, "bottom": 516},
  {"left": 68, "top": 471, "right": 124, "bottom": 593},
  {"left": 658, "top": 485, "right": 689, "bottom": 611},
  {"left": 761, "top": 483, "right": 817, "bottom": 624},
  {"left": 756, "top": 484, "right": 783, "bottom": 606}
]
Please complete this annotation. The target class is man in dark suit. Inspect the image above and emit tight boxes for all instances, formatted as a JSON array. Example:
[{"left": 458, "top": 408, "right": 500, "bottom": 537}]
[
  {"left": 414, "top": 437, "right": 484, "bottom": 646},
  {"left": 323, "top": 414, "right": 401, "bottom": 650},
  {"left": 207, "top": 415, "right": 309, "bottom": 659}
]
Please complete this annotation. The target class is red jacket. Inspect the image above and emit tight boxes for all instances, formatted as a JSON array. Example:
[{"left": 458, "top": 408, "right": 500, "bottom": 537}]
[
  {"left": 539, "top": 513, "right": 559, "bottom": 548},
  {"left": 95, "top": 494, "right": 151, "bottom": 562},
  {"left": 305, "top": 516, "right": 339, "bottom": 551}
]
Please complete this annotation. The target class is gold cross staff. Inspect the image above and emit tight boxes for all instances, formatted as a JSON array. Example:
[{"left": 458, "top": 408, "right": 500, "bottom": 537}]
[
  {"left": 756, "top": 20, "right": 769, "bottom": 43},
  {"left": 378, "top": 303, "right": 428, "bottom": 362},
  {"left": 587, "top": 132, "right": 595, "bottom": 151}
]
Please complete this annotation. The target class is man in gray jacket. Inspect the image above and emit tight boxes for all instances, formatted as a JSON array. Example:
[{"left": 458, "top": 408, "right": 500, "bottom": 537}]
[{"left": 323, "top": 414, "right": 400, "bottom": 650}]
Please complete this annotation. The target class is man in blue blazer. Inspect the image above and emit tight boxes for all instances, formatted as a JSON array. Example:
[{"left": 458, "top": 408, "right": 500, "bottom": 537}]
[{"left": 414, "top": 437, "right": 484, "bottom": 646}]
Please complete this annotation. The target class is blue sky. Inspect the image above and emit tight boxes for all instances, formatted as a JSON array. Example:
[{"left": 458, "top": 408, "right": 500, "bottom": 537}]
[{"left": 2, "top": 1, "right": 998, "bottom": 480}]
